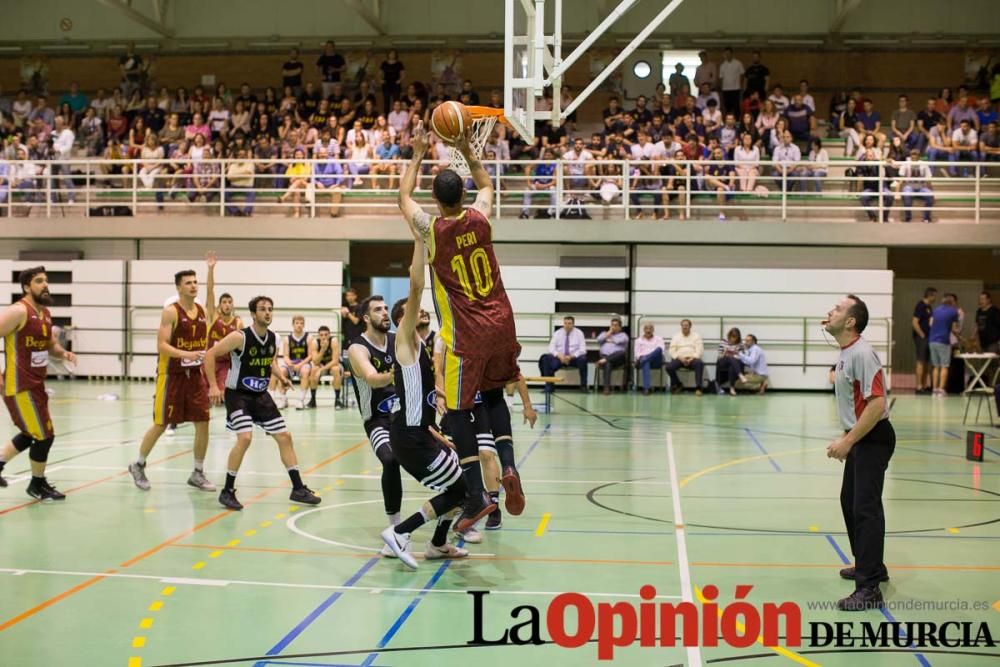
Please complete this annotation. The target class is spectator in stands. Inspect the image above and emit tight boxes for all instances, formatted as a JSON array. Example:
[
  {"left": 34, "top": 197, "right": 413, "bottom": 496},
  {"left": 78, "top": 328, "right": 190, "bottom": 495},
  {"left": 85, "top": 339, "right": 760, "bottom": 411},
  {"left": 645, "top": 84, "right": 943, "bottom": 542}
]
[
  {"left": 798, "top": 80, "right": 816, "bottom": 112},
  {"left": 704, "top": 145, "right": 735, "bottom": 220},
  {"left": 977, "top": 98, "right": 998, "bottom": 130},
  {"left": 857, "top": 133, "right": 892, "bottom": 222},
  {"left": 981, "top": 121, "right": 1000, "bottom": 163},
  {"left": 772, "top": 129, "right": 804, "bottom": 191},
  {"left": 694, "top": 51, "right": 718, "bottom": 93},
  {"left": 387, "top": 100, "right": 409, "bottom": 136},
  {"left": 520, "top": 147, "right": 557, "bottom": 218},
  {"left": 317, "top": 41, "right": 346, "bottom": 101},
  {"left": 974, "top": 291, "right": 1000, "bottom": 355},
  {"left": 596, "top": 317, "right": 629, "bottom": 395},
  {"left": 313, "top": 146, "right": 346, "bottom": 217},
  {"left": 785, "top": 93, "right": 815, "bottom": 147},
  {"left": 371, "top": 133, "right": 400, "bottom": 189},
  {"left": 629, "top": 132, "right": 664, "bottom": 218},
  {"left": 660, "top": 149, "right": 688, "bottom": 220},
  {"left": 138, "top": 132, "right": 164, "bottom": 209},
  {"left": 59, "top": 81, "right": 88, "bottom": 119},
  {"left": 280, "top": 147, "right": 311, "bottom": 218},
  {"left": 928, "top": 293, "right": 960, "bottom": 396},
  {"left": 668, "top": 62, "right": 690, "bottom": 98},
  {"left": 951, "top": 119, "right": 978, "bottom": 177},
  {"left": 50, "top": 115, "right": 75, "bottom": 204},
  {"left": 633, "top": 323, "right": 665, "bottom": 395},
  {"left": 185, "top": 112, "right": 211, "bottom": 144},
  {"left": 927, "top": 116, "right": 953, "bottom": 175},
  {"left": 224, "top": 147, "right": 256, "bottom": 217},
  {"left": 738, "top": 334, "right": 769, "bottom": 394},
  {"left": 282, "top": 48, "right": 304, "bottom": 96},
  {"left": 697, "top": 84, "right": 720, "bottom": 116},
  {"left": 916, "top": 97, "right": 943, "bottom": 154},
  {"left": 734, "top": 132, "right": 760, "bottom": 193},
  {"left": 188, "top": 132, "right": 218, "bottom": 203},
  {"left": 715, "top": 327, "right": 743, "bottom": 395},
  {"left": 947, "top": 95, "right": 978, "bottom": 132},
  {"left": 539, "top": 316, "right": 588, "bottom": 394},
  {"left": 755, "top": 99, "right": 780, "bottom": 153},
  {"left": 768, "top": 84, "right": 789, "bottom": 114},
  {"left": 744, "top": 51, "right": 769, "bottom": 101},
  {"left": 101, "top": 137, "right": 129, "bottom": 182},
  {"left": 119, "top": 43, "right": 144, "bottom": 98},
  {"left": 346, "top": 131, "right": 374, "bottom": 188},
  {"left": 856, "top": 99, "right": 885, "bottom": 147},
  {"left": 666, "top": 319, "right": 705, "bottom": 395},
  {"left": 897, "top": 148, "right": 934, "bottom": 223},
  {"left": 911, "top": 287, "right": 937, "bottom": 394},
  {"left": 934, "top": 87, "right": 953, "bottom": 115},
  {"left": 561, "top": 136, "right": 594, "bottom": 194},
  {"left": 78, "top": 106, "right": 103, "bottom": 156},
  {"left": 838, "top": 97, "right": 863, "bottom": 157},
  {"left": 719, "top": 113, "right": 739, "bottom": 154},
  {"left": 804, "top": 138, "right": 828, "bottom": 192},
  {"left": 891, "top": 94, "right": 918, "bottom": 151},
  {"left": 718, "top": 48, "right": 744, "bottom": 115},
  {"left": 0, "top": 159, "right": 8, "bottom": 206}
]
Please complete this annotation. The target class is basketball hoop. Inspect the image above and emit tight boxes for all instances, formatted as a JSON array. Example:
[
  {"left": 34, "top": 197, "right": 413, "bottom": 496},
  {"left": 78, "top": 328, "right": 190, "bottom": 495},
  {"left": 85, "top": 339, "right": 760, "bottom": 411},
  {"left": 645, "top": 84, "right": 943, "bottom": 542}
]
[{"left": 446, "top": 106, "right": 506, "bottom": 178}]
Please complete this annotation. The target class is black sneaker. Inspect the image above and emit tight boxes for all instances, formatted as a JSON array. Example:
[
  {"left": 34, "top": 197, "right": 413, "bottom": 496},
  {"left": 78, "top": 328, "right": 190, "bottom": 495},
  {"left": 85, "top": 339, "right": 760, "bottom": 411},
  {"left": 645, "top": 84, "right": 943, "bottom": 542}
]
[
  {"left": 839, "top": 566, "right": 889, "bottom": 583},
  {"left": 290, "top": 486, "right": 321, "bottom": 505},
  {"left": 26, "top": 477, "right": 66, "bottom": 502},
  {"left": 455, "top": 491, "right": 497, "bottom": 533},
  {"left": 219, "top": 488, "right": 243, "bottom": 511},
  {"left": 0, "top": 473, "right": 7, "bottom": 488},
  {"left": 307, "top": 399, "right": 317, "bottom": 409},
  {"left": 485, "top": 507, "right": 503, "bottom": 530},
  {"left": 836, "top": 586, "right": 884, "bottom": 611}
]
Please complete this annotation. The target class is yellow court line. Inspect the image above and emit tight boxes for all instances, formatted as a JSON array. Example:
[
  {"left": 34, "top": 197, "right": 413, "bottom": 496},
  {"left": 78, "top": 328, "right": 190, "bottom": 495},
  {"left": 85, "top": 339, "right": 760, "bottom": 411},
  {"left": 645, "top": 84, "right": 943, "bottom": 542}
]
[
  {"left": 694, "top": 586, "right": 819, "bottom": 667},
  {"left": 138, "top": 618, "right": 153, "bottom": 630},
  {"left": 244, "top": 529, "right": 257, "bottom": 537},
  {"left": 274, "top": 513, "right": 286, "bottom": 519},
  {"left": 226, "top": 539, "right": 240, "bottom": 547},
  {"left": 535, "top": 513, "right": 551, "bottom": 537},
  {"left": 132, "top": 636, "right": 146, "bottom": 648},
  {"left": 160, "top": 586, "right": 175, "bottom": 596},
  {"left": 147, "top": 601, "right": 162, "bottom": 612},
  {"left": 679, "top": 447, "right": 826, "bottom": 488},
  {"left": 260, "top": 521, "right": 272, "bottom": 528},
  {"left": 128, "top": 657, "right": 142, "bottom": 667},
  {"left": 208, "top": 551, "right": 223, "bottom": 558},
  {"left": 191, "top": 562, "right": 206, "bottom": 570}
]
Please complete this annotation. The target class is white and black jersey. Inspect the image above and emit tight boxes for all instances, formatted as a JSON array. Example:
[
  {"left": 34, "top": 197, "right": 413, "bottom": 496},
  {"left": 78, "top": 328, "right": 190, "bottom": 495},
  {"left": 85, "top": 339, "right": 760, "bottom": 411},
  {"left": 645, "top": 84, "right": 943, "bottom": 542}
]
[
  {"left": 393, "top": 340, "right": 437, "bottom": 428},
  {"left": 224, "top": 327, "right": 287, "bottom": 435},
  {"left": 348, "top": 332, "right": 397, "bottom": 423},
  {"left": 286, "top": 332, "right": 310, "bottom": 362}
]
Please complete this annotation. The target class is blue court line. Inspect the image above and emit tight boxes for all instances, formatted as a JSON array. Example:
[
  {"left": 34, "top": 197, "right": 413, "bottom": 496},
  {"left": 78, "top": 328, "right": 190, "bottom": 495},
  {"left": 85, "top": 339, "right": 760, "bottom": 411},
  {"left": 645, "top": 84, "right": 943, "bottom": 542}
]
[
  {"left": 945, "top": 429, "right": 1000, "bottom": 457},
  {"left": 944, "top": 431, "right": 963, "bottom": 440},
  {"left": 356, "top": 425, "right": 553, "bottom": 667},
  {"left": 743, "top": 428, "right": 782, "bottom": 471},
  {"left": 823, "top": 535, "right": 930, "bottom": 667},
  {"left": 258, "top": 662, "right": 390, "bottom": 667},
  {"left": 253, "top": 557, "right": 380, "bottom": 667}
]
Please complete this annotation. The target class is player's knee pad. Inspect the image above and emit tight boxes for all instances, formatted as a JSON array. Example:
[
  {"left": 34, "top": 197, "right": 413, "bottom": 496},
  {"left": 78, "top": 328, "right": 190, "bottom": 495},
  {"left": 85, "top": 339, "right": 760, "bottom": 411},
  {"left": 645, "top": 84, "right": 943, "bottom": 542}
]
[
  {"left": 375, "top": 443, "right": 397, "bottom": 466},
  {"left": 12, "top": 432, "right": 33, "bottom": 452},
  {"left": 29, "top": 437, "right": 54, "bottom": 463}
]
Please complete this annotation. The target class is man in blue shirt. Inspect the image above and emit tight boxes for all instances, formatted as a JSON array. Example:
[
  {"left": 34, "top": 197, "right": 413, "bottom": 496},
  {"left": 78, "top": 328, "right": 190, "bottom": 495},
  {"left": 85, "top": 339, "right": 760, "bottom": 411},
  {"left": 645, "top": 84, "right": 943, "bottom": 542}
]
[
  {"left": 313, "top": 146, "right": 347, "bottom": 217},
  {"left": 911, "top": 287, "right": 937, "bottom": 394},
  {"left": 596, "top": 317, "right": 629, "bottom": 395},
  {"left": 856, "top": 99, "right": 885, "bottom": 147},
  {"left": 519, "top": 148, "right": 557, "bottom": 218},
  {"left": 372, "top": 135, "right": 400, "bottom": 189},
  {"left": 928, "top": 293, "right": 960, "bottom": 396}
]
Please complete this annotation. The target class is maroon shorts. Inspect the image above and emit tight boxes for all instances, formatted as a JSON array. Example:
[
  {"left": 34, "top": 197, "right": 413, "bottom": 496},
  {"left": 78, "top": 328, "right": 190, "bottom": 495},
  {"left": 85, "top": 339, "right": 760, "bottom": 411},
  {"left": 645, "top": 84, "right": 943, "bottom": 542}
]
[
  {"left": 4, "top": 385, "right": 54, "bottom": 440},
  {"left": 154, "top": 369, "right": 210, "bottom": 425},
  {"left": 214, "top": 363, "right": 230, "bottom": 391},
  {"left": 443, "top": 341, "right": 521, "bottom": 411}
]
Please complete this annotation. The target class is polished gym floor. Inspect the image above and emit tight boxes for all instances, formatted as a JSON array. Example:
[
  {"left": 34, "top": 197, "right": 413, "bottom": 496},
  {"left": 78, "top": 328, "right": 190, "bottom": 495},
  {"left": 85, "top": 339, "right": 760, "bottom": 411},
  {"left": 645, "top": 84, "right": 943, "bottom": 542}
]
[{"left": 1, "top": 381, "right": 997, "bottom": 666}]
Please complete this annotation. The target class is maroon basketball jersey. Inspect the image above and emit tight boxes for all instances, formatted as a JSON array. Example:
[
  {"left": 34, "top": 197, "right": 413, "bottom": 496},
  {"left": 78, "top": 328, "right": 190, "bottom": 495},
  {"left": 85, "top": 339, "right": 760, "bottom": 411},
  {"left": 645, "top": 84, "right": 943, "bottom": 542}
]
[
  {"left": 428, "top": 207, "right": 515, "bottom": 356},
  {"left": 3, "top": 300, "right": 53, "bottom": 395},
  {"left": 208, "top": 316, "right": 239, "bottom": 367}
]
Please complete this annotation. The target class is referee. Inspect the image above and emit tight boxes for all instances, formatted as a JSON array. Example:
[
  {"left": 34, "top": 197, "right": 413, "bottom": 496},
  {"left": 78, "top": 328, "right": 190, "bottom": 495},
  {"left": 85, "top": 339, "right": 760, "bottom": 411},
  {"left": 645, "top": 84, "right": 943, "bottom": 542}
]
[{"left": 824, "top": 294, "right": 895, "bottom": 611}]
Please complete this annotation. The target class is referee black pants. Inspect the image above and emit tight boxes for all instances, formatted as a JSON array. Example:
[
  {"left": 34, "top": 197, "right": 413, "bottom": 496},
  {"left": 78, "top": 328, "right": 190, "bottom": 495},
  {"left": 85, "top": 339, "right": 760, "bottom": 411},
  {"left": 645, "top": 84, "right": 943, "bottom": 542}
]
[{"left": 840, "top": 418, "right": 895, "bottom": 590}]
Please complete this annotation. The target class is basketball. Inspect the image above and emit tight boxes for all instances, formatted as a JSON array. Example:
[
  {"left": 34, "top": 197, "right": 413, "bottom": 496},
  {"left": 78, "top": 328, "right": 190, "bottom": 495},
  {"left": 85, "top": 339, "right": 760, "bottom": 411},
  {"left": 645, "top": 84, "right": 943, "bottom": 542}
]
[{"left": 430, "top": 101, "right": 472, "bottom": 144}]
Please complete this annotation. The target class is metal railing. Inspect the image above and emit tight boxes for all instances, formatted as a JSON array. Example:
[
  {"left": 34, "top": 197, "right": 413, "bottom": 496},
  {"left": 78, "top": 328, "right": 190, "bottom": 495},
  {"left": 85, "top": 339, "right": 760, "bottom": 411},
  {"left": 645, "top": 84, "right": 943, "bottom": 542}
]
[{"left": 2, "top": 157, "right": 998, "bottom": 223}]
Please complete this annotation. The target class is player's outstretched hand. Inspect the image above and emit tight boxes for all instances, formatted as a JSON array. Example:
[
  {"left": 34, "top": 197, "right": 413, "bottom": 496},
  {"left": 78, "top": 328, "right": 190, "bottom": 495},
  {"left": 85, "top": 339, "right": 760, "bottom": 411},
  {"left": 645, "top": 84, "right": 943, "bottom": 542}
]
[
  {"left": 412, "top": 121, "right": 428, "bottom": 155},
  {"left": 453, "top": 127, "right": 473, "bottom": 157},
  {"left": 205, "top": 250, "right": 217, "bottom": 268}
]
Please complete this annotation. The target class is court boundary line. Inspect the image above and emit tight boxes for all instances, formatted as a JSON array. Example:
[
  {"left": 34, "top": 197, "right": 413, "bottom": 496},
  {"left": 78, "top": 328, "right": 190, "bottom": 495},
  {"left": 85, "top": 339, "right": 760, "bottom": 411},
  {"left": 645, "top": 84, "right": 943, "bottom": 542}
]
[{"left": 667, "top": 431, "right": 703, "bottom": 667}]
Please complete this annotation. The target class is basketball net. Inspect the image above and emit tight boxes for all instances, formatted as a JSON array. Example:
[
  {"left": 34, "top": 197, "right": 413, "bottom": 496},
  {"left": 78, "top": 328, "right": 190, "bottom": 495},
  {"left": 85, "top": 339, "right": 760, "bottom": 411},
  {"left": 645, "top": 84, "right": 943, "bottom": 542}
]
[{"left": 446, "top": 107, "right": 505, "bottom": 178}]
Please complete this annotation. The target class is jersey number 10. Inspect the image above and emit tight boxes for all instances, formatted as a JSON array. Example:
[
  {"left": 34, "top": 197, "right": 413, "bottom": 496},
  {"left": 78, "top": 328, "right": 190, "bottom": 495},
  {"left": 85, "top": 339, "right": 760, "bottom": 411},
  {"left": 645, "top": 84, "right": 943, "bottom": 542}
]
[{"left": 450, "top": 248, "right": 494, "bottom": 301}]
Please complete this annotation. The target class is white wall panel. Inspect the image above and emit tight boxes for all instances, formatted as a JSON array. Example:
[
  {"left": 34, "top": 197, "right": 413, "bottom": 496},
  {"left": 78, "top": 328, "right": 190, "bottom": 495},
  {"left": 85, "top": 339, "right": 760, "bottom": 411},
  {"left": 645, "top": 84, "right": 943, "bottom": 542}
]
[
  {"left": 72, "top": 355, "right": 124, "bottom": 377},
  {"left": 72, "top": 284, "right": 126, "bottom": 307},
  {"left": 73, "top": 330, "right": 126, "bottom": 354},
  {"left": 129, "top": 285, "right": 341, "bottom": 309},
  {"left": 500, "top": 267, "right": 557, "bottom": 290},
  {"left": 128, "top": 260, "right": 343, "bottom": 285},
  {"left": 634, "top": 268, "right": 892, "bottom": 296},
  {"left": 633, "top": 293, "right": 892, "bottom": 319},
  {"left": 71, "top": 261, "right": 126, "bottom": 283}
]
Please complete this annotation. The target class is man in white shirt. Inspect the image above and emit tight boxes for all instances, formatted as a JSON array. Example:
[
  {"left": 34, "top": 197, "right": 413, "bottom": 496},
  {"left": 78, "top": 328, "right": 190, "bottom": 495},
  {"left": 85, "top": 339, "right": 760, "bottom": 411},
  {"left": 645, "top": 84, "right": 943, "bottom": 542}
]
[
  {"left": 50, "top": 115, "right": 75, "bottom": 203},
  {"left": 538, "top": 316, "right": 588, "bottom": 393},
  {"left": 693, "top": 50, "right": 718, "bottom": 92},
  {"left": 387, "top": 100, "right": 409, "bottom": 136},
  {"left": 897, "top": 149, "right": 934, "bottom": 223},
  {"left": 771, "top": 130, "right": 804, "bottom": 191},
  {"left": 633, "top": 323, "right": 665, "bottom": 395},
  {"left": 718, "top": 47, "right": 745, "bottom": 116},
  {"left": 666, "top": 319, "right": 705, "bottom": 395},
  {"left": 561, "top": 137, "right": 594, "bottom": 192},
  {"left": 950, "top": 119, "right": 978, "bottom": 177},
  {"left": 768, "top": 85, "right": 789, "bottom": 114},
  {"left": 10, "top": 146, "right": 39, "bottom": 203}
]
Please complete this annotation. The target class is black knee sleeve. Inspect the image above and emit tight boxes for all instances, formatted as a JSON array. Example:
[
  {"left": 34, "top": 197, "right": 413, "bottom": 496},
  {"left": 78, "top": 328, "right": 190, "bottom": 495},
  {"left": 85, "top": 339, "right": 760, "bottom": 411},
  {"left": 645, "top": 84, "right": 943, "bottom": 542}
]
[
  {"left": 448, "top": 409, "right": 478, "bottom": 458},
  {"left": 29, "top": 436, "right": 54, "bottom": 463},
  {"left": 430, "top": 476, "right": 468, "bottom": 516},
  {"left": 12, "top": 432, "right": 33, "bottom": 452},
  {"left": 481, "top": 389, "right": 512, "bottom": 441},
  {"left": 375, "top": 444, "right": 402, "bottom": 515}
]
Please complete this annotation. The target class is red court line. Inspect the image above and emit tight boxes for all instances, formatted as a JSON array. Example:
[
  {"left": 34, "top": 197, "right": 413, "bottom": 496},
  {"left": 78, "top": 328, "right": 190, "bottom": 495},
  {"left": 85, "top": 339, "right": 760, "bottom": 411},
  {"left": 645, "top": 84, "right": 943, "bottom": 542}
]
[
  {"left": 0, "top": 441, "right": 365, "bottom": 632},
  {"left": 0, "top": 448, "right": 194, "bottom": 517}
]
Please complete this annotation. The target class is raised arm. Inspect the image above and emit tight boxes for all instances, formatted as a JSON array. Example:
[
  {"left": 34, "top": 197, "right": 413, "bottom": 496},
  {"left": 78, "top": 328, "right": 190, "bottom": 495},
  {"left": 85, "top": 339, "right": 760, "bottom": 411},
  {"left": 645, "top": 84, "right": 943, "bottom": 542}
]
[
  {"left": 395, "top": 235, "right": 427, "bottom": 366},
  {"left": 205, "top": 250, "right": 217, "bottom": 323},
  {"left": 457, "top": 129, "right": 494, "bottom": 220},
  {"left": 397, "top": 120, "right": 432, "bottom": 239}
]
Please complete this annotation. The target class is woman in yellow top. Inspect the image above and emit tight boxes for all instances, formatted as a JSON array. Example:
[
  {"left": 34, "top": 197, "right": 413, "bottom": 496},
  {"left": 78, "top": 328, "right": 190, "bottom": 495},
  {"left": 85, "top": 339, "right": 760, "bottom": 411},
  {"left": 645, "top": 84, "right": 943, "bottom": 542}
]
[{"left": 281, "top": 148, "right": 312, "bottom": 218}]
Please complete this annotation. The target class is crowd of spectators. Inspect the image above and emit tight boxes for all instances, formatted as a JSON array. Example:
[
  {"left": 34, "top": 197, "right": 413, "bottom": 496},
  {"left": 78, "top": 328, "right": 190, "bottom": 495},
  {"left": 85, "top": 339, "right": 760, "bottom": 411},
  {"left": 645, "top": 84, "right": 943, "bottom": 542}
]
[{"left": 1, "top": 44, "right": 998, "bottom": 220}]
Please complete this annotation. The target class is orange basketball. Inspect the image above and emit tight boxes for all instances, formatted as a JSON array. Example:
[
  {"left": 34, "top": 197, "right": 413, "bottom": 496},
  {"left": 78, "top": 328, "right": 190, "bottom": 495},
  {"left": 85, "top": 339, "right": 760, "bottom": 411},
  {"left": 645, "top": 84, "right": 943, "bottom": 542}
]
[{"left": 431, "top": 101, "right": 472, "bottom": 144}]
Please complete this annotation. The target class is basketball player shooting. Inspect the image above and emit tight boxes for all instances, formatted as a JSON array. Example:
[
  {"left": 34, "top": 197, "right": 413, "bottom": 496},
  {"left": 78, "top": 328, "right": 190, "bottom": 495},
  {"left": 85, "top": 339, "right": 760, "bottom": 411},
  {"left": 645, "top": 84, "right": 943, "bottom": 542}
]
[{"left": 397, "top": 118, "right": 526, "bottom": 523}]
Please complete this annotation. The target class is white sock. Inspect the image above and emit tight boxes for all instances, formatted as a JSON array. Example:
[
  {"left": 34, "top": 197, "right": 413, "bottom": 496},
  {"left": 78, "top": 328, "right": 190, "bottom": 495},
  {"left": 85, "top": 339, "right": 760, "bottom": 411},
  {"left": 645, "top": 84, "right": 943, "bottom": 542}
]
[
  {"left": 194, "top": 459, "right": 204, "bottom": 472},
  {"left": 136, "top": 454, "right": 147, "bottom": 465},
  {"left": 389, "top": 512, "right": 401, "bottom": 526}
]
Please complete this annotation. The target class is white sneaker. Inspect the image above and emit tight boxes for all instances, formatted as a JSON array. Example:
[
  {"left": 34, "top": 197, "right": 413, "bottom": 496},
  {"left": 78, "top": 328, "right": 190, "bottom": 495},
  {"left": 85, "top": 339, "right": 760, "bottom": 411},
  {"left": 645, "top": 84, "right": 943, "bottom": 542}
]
[
  {"left": 380, "top": 526, "right": 418, "bottom": 570},
  {"left": 165, "top": 425, "right": 176, "bottom": 437},
  {"left": 425, "top": 542, "right": 469, "bottom": 560},
  {"left": 275, "top": 393, "right": 288, "bottom": 409},
  {"left": 456, "top": 526, "right": 482, "bottom": 544},
  {"left": 380, "top": 540, "right": 412, "bottom": 558},
  {"left": 718, "top": 212, "right": 727, "bottom": 221}
]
